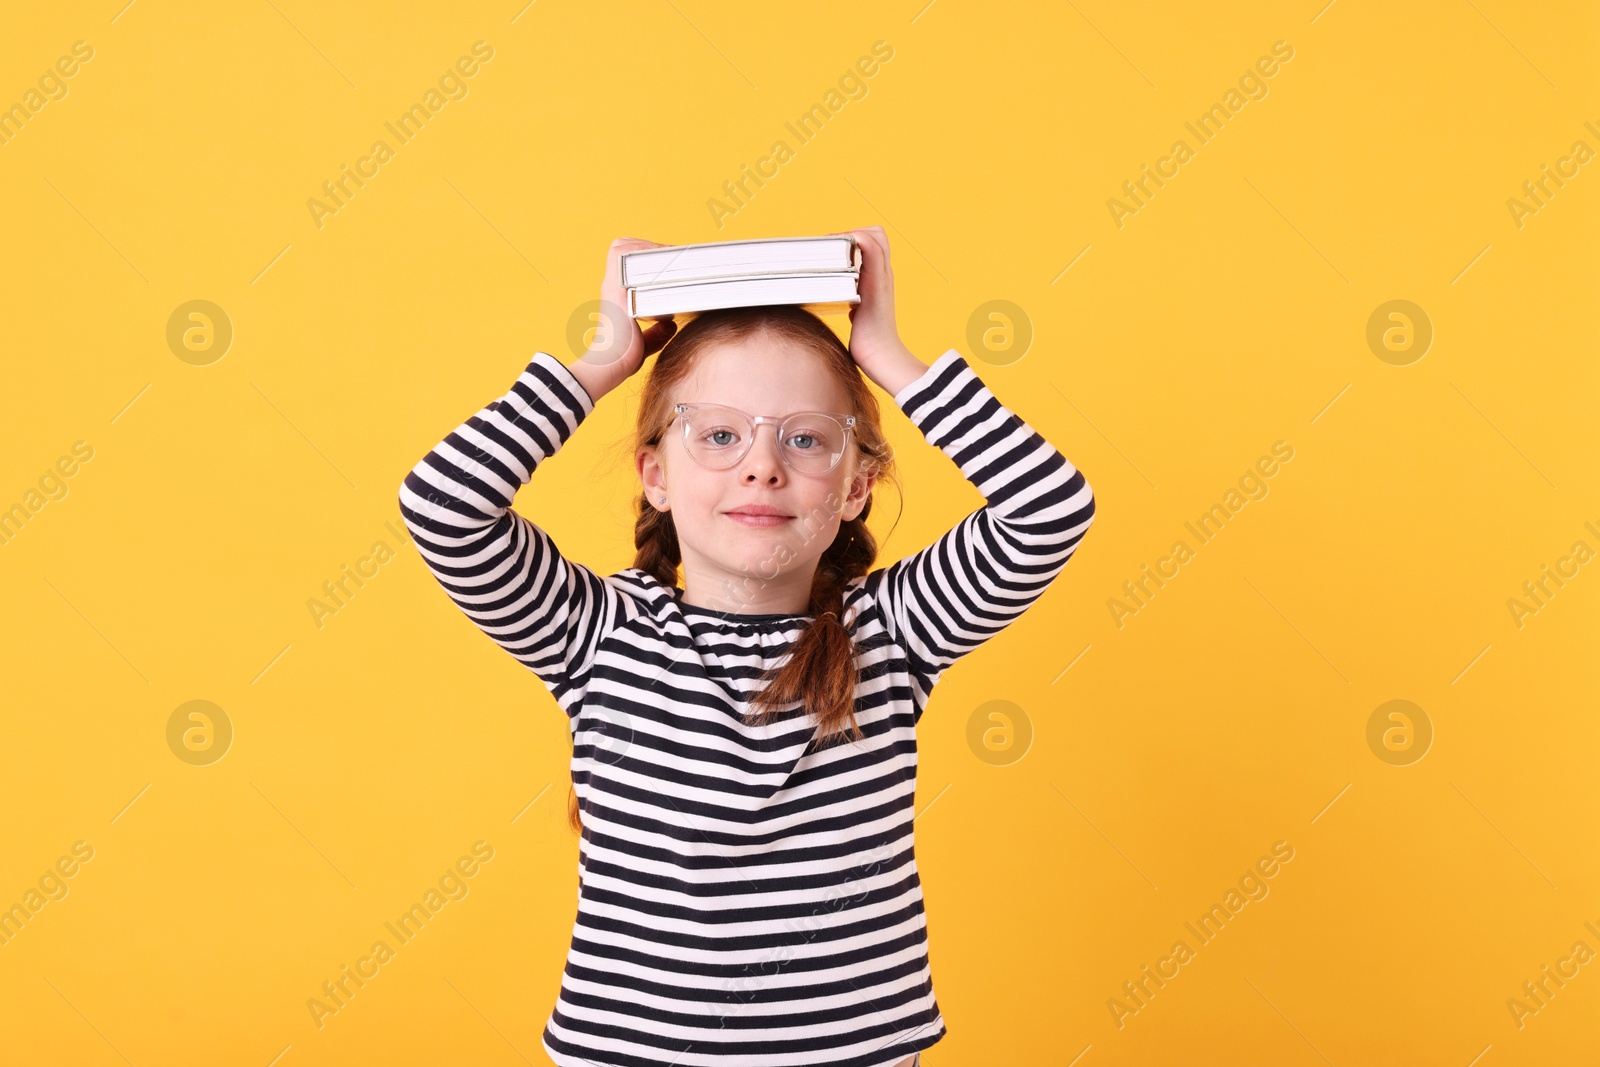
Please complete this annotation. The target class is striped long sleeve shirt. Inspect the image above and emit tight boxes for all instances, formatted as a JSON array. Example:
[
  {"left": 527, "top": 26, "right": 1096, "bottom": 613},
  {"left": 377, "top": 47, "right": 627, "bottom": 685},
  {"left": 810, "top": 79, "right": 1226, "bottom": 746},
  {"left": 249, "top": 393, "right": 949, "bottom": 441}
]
[{"left": 398, "top": 346, "right": 1096, "bottom": 1067}]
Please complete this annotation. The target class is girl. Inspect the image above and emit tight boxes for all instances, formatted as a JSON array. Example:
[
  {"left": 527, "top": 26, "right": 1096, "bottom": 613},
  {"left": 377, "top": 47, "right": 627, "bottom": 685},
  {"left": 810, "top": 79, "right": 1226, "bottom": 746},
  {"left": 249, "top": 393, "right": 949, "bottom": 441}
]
[{"left": 399, "top": 227, "right": 1096, "bottom": 1067}]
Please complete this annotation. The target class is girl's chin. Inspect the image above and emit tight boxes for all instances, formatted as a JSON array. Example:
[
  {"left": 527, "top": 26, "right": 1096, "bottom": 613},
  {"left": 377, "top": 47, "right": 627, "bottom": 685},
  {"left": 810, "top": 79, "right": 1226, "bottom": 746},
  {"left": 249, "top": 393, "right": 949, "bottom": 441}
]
[{"left": 684, "top": 535, "right": 799, "bottom": 570}]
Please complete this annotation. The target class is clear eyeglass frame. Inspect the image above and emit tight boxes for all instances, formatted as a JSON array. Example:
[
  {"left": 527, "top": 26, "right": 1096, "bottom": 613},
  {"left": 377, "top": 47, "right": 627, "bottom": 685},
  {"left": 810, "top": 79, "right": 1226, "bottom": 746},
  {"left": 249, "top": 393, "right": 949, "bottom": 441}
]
[{"left": 668, "top": 402, "right": 858, "bottom": 474}]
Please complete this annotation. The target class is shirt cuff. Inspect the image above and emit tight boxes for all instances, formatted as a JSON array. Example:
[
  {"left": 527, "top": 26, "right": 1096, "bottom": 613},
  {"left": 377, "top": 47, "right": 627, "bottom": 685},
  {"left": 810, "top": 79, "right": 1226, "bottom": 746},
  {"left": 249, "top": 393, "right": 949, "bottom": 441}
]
[
  {"left": 892, "top": 347, "right": 967, "bottom": 409},
  {"left": 531, "top": 351, "right": 597, "bottom": 417}
]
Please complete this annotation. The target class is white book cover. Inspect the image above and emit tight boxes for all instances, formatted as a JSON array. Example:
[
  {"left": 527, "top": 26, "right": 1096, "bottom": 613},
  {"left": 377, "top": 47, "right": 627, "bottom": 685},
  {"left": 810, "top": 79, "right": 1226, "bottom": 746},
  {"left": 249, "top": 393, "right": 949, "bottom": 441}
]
[{"left": 620, "top": 234, "right": 861, "bottom": 288}]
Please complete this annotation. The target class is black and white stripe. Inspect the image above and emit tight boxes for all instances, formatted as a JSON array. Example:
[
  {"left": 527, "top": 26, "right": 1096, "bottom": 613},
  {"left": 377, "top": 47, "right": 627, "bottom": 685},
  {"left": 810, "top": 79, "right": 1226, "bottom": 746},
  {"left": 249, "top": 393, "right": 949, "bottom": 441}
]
[{"left": 399, "top": 347, "right": 1094, "bottom": 1066}]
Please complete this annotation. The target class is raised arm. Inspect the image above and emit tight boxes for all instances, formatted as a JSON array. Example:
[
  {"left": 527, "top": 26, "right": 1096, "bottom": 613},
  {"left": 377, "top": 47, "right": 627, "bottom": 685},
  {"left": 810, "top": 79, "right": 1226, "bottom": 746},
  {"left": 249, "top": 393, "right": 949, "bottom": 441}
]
[
  {"left": 397, "top": 351, "right": 630, "bottom": 714},
  {"left": 863, "top": 347, "right": 1096, "bottom": 709}
]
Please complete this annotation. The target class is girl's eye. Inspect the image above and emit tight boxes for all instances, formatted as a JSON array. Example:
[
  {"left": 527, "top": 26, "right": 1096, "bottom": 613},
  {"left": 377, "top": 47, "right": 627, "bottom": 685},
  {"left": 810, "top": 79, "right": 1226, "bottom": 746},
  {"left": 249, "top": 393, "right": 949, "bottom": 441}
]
[
  {"left": 786, "top": 433, "right": 818, "bottom": 450},
  {"left": 704, "top": 429, "right": 738, "bottom": 447}
]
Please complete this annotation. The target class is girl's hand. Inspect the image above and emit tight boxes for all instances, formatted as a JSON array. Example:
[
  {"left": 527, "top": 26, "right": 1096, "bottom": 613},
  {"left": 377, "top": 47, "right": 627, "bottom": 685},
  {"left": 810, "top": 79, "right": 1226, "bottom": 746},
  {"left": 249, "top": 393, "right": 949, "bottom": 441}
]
[
  {"left": 571, "top": 237, "right": 678, "bottom": 401},
  {"left": 831, "top": 225, "right": 926, "bottom": 396}
]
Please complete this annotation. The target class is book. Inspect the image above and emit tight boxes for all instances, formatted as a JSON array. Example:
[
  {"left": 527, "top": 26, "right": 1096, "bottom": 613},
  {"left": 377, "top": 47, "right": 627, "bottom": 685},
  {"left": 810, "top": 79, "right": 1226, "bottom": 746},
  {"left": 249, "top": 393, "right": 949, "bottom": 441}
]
[
  {"left": 627, "top": 273, "right": 862, "bottom": 318},
  {"left": 621, "top": 234, "right": 860, "bottom": 287},
  {"left": 620, "top": 235, "right": 862, "bottom": 318}
]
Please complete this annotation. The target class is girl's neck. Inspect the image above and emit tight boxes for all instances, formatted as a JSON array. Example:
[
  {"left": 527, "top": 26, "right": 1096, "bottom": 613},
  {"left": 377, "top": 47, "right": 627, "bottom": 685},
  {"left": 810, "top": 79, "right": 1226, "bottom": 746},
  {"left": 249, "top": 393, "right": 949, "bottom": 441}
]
[{"left": 675, "top": 563, "right": 812, "bottom": 614}]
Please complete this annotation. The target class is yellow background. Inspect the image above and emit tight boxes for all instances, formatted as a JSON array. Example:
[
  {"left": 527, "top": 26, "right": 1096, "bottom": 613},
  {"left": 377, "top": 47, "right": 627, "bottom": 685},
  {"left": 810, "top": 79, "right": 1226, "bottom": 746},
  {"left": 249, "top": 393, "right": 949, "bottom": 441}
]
[{"left": 2, "top": 1, "right": 1596, "bottom": 1064}]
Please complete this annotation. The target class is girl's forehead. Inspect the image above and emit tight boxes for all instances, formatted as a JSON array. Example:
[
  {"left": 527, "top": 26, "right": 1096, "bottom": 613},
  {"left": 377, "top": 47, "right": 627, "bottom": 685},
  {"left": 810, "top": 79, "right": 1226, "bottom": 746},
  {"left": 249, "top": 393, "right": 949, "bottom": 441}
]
[{"left": 680, "top": 341, "right": 851, "bottom": 413}]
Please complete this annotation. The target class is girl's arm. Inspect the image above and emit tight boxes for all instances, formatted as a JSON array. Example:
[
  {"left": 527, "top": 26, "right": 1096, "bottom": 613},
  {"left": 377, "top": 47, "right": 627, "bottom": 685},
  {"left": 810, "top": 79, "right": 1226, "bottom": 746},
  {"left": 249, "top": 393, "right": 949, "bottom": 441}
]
[
  {"left": 863, "top": 347, "right": 1096, "bottom": 710},
  {"left": 398, "top": 238, "right": 676, "bottom": 713},
  {"left": 834, "top": 225, "right": 1095, "bottom": 707},
  {"left": 397, "top": 351, "right": 629, "bottom": 714}
]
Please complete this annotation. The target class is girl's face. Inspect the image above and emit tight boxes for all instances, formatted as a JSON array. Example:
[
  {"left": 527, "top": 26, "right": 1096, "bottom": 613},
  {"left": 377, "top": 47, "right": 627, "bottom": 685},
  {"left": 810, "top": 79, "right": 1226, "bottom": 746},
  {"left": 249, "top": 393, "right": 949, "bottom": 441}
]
[{"left": 637, "top": 336, "right": 876, "bottom": 610}]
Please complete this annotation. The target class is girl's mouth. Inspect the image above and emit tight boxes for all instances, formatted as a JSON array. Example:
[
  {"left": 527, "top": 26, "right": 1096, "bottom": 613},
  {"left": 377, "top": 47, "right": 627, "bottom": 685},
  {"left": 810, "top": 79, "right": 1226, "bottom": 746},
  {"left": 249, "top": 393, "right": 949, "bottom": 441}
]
[{"left": 724, "top": 510, "right": 792, "bottom": 527}]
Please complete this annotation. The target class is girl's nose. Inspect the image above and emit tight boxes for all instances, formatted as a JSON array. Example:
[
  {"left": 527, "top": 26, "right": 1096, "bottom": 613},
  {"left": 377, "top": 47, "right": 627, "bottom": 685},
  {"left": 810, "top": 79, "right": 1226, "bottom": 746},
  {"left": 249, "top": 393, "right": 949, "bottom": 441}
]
[{"left": 738, "top": 426, "right": 788, "bottom": 480}]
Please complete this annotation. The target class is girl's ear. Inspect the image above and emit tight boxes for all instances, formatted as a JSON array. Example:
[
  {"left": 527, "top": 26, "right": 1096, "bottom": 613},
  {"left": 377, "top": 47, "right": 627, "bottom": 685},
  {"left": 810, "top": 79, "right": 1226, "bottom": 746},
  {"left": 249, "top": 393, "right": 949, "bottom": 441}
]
[
  {"left": 637, "top": 445, "right": 668, "bottom": 506},
  {"left": 840, "top": 461, "right": 876, "bottom": 522}
]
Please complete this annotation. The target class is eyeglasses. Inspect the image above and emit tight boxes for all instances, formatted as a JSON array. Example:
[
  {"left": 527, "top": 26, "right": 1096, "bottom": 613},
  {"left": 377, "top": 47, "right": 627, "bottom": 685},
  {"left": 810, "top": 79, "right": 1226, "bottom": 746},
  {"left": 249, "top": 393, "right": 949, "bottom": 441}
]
[{"left": 668, "top": 403, "right": 857, "bottom": 474}]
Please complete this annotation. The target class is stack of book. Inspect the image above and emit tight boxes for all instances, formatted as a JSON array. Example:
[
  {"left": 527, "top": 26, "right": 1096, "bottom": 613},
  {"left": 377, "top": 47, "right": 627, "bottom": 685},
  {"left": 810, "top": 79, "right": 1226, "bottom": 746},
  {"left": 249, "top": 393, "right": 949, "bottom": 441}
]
[{"left": 620, "top": 235, "right": 862, "bottom": 318}]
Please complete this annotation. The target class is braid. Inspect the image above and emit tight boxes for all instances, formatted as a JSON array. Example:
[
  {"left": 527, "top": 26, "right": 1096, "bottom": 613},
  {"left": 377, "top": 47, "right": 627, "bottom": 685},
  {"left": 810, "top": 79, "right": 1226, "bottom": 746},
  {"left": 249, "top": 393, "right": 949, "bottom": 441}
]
[
  {"left": 744, "top": 501, "right": 880, "bottom": 746},
  {"left": 632, "top": 491, "right": 681, "bottom": 588}
]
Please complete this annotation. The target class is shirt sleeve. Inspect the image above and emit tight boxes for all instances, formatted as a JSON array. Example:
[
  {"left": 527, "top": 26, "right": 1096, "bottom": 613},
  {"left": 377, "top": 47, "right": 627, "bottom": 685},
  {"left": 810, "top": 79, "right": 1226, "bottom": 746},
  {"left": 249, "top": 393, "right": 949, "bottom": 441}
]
[
  {"left": 397, "top": 351, "right": 631, "bottom": 715},
  {"left": 862, "top": 348, "right": 1097, "bottom": 711}
]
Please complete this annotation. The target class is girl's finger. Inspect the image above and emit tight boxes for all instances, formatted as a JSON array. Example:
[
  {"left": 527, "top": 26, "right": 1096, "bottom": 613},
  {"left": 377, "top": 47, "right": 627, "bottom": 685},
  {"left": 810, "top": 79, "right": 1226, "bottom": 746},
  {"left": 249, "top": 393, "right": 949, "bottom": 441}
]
[
  {"left": 857, "top": 230, "right": 883, "bottom": 265},
  {"left": 641, "top": 317, "right": 677, "bottom": 355}
]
